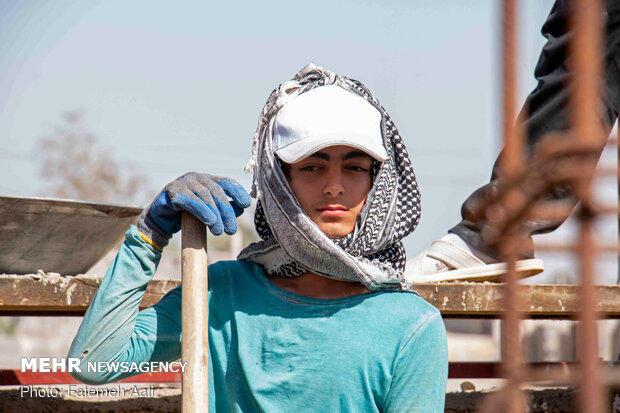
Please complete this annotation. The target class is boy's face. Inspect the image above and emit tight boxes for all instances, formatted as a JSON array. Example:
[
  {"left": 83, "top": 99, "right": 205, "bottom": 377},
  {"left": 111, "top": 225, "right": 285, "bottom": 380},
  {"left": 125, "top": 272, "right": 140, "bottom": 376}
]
[{"left": 286, "top": 145, "right": 374, "bottom": 239}]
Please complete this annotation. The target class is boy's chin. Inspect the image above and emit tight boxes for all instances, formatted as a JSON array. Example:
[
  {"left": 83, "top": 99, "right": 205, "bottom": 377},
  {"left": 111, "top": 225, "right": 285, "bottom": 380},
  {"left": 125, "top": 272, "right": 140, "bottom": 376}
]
[{"left": 321, "top": 226, "right": 354, "bottom": 240}]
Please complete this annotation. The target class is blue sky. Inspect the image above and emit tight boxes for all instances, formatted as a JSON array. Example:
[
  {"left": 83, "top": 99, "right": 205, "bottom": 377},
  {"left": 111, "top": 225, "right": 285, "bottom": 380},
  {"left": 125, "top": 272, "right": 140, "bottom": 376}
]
[{"left": 9, "top": 0, "right": 609, "bottom": 282}]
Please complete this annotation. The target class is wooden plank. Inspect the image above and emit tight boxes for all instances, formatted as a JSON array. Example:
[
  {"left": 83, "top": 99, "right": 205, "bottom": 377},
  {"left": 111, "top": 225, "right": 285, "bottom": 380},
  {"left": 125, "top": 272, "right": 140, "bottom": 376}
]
[
  {"left": 2, "top": 275, "right": 620, "bottom": 318},
  {"left": 0, "top": 274, "right": 179, "bottom": 316},
  {"left": 415, "top": 283, "right": 620, "bottom": 319}
]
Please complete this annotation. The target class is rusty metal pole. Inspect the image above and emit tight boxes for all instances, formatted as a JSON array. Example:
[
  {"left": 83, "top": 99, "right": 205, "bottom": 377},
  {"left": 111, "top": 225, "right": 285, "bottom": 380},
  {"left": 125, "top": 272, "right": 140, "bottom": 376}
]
[
  {"left": 569, "top": 0, "right": 606, "bottom": 411},
  {"left": 478, "top": 4, "right": 525, "bottom": 411},
  {"left": 500, "top": 0, "right": 525, "bottom": 411},
  {"left": 181, "top": 212, "right": 209, "bottom": 412}
]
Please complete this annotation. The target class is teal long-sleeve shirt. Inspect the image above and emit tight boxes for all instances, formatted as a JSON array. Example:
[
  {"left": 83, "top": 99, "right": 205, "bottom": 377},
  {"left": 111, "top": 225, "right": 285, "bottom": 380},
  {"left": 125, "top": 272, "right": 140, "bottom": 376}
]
[{"left": 68, "top": 226, "right": 448, "bottom": 412}]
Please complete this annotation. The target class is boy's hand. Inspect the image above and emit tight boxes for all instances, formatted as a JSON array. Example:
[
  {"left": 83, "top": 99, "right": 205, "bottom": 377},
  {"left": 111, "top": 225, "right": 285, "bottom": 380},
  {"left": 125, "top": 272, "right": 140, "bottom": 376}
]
[{"left": 137, "top": 172, "right": 252, "bottom": 249}]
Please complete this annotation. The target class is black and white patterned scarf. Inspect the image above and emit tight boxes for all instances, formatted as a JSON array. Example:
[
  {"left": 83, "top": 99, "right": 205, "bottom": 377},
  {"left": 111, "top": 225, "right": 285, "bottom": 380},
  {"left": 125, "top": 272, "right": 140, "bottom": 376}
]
[{"left": 238, "top": 63, "right": 421, "bottom": 292}]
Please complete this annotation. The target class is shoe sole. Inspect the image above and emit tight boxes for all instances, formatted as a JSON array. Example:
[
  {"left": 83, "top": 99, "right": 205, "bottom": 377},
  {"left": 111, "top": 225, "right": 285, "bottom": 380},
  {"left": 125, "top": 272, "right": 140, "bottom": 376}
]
[{"left": 409, "top": 258, "right": 544, "bottom": 283}]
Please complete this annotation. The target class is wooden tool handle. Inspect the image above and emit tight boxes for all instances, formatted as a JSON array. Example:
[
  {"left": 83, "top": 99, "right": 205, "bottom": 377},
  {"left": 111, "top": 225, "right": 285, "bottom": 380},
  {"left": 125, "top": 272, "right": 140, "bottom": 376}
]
[{"left": 181, "top": 211, "right": 209, "bottom": 412}]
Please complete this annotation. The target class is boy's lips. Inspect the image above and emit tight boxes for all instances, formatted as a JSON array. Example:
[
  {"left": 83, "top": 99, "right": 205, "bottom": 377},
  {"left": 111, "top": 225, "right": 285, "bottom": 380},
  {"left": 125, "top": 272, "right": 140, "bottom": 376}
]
[{"left": 317, "top": 205, "right": 348, "bottom": 216}]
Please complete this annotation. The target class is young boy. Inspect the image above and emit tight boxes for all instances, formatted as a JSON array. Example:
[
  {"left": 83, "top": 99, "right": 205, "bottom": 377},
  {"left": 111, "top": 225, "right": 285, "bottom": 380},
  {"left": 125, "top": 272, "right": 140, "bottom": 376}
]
[{"left": 68, "top": 64, "right": 448, "bottom": 412}]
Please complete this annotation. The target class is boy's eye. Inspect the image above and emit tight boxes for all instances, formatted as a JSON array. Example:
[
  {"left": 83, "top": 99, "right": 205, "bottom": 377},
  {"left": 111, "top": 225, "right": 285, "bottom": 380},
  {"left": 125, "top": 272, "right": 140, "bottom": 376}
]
[
  {"left": 300, "top": 165, "right": 320, "bottom": 171},
  {"left": 345, "top": 164, "right": 370, "bottom": 172}
]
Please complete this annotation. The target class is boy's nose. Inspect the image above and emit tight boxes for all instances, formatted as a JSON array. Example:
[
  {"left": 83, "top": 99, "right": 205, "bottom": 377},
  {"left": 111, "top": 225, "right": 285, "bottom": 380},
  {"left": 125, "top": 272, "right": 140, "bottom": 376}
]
[{"left": 323, "top": 168, "right": 344, "bottom": 197}]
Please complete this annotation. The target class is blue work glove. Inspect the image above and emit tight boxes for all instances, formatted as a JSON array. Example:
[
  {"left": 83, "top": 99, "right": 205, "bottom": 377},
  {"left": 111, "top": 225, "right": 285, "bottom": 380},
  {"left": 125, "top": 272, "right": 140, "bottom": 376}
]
[{"left": 137, "top": 172, "right": 252, "bottom": 249}]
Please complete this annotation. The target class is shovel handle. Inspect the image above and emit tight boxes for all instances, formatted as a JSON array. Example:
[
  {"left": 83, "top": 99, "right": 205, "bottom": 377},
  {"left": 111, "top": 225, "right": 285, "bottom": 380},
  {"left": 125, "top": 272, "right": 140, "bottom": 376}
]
[{"left": 181, "top": 211, "right": 209, "bottom": 412}]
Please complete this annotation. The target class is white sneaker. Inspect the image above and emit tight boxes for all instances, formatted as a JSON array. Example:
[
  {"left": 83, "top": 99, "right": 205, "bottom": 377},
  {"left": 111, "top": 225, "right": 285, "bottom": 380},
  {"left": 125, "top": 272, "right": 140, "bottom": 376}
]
[{"left": 405, "top": 233, "right": 544, "bottom": 283}]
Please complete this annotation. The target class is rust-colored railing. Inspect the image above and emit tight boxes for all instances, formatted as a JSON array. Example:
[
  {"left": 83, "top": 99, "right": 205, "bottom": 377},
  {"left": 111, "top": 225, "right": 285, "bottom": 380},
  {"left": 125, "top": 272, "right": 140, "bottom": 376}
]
[
  {"left": 499, "top": 1, "right": 525, "bottom": 411},
  {"left": 479, "top": 0, "right": 613, "bottom": 411},
  {"left": 571, "top": 0, "right": 605, "bottom": 410}
]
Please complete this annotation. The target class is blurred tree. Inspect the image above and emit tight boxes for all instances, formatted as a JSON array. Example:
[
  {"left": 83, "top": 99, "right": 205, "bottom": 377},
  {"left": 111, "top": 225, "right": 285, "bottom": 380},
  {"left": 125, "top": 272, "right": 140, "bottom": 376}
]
[
  {"left": 37, "top": 111, "right": 151, "bottom": 204},
  {"left": 0, "top": 318, "right": 18, "bottom": 336}
]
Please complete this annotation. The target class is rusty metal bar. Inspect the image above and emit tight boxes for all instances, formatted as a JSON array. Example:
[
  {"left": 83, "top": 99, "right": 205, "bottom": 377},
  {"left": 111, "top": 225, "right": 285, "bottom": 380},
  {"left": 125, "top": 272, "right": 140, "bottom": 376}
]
[
  {"left": 500, "top": 0, "right": 522, "bottom": 178},
  {"left": 527, "top": 363, "right": 620, "bottom": 387},
  {"left": 525, "top": 202, "right": 618, "bottom": 222},
  {"left": 536, "top": 242, "right": 620, "bottom": 254},
  {"left": 450, "top": 361, "right": 620, "bottom": 386},
  {"left": 495, "top": 1, "right": 526, "bottom": 412},
  {"left": 569, "top": 0, "right": 607, "bottom": 411}
]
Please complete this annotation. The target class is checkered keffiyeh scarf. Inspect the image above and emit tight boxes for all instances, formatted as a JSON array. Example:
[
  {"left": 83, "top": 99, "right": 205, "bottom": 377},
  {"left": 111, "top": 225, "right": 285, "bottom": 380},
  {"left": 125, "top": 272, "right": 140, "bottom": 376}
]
[{"left": 238, "top": 63, "right": 421, "bottom": 292}]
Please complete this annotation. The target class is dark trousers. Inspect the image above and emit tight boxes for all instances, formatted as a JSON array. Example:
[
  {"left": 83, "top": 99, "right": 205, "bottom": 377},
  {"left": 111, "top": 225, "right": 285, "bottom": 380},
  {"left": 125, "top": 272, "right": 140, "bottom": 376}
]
[{"left": 450, "top": 0, "right": 620, "bottom": 260}]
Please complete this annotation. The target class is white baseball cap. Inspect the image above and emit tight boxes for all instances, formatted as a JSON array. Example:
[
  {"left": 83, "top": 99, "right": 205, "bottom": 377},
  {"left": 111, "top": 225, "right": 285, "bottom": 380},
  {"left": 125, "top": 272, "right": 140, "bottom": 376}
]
[{"left": 272, "top": 85, "right": 387, "bottom": 164}]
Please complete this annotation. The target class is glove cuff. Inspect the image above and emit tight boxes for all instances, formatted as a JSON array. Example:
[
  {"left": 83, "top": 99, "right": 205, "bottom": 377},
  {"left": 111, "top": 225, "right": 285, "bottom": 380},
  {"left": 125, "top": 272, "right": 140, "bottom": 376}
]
[{"left": 137, "top": 206, "right": 172, "bottom": 250}]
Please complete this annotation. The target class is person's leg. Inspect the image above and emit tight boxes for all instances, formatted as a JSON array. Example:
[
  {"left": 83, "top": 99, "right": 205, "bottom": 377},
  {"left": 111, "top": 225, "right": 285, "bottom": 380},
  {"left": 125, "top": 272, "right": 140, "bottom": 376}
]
[
  {"left": 407, "top": 0, "right": 620, "bottom": 282},
  {"left": 450, "top": 0, "right": 620, "bottom": 261}
]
